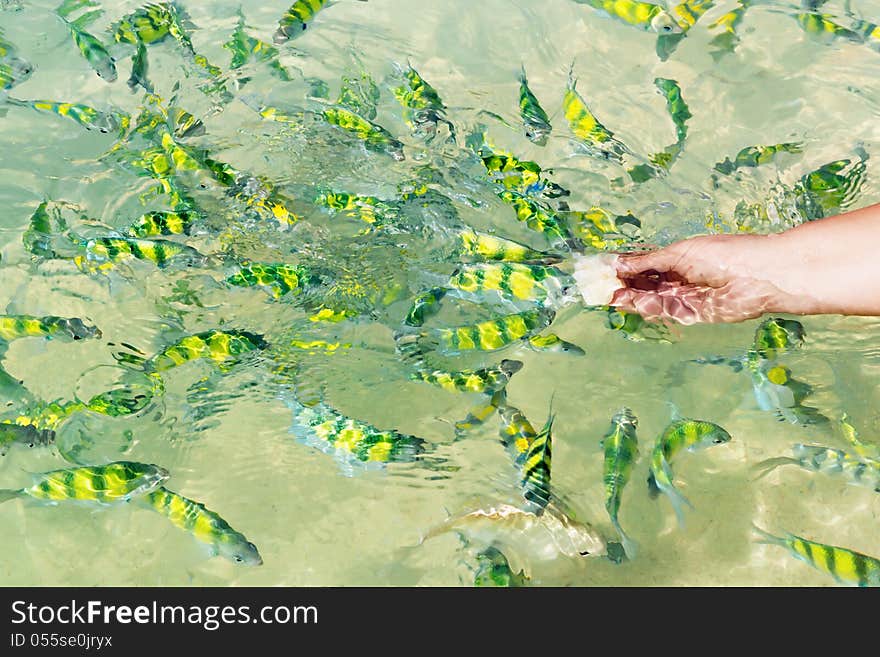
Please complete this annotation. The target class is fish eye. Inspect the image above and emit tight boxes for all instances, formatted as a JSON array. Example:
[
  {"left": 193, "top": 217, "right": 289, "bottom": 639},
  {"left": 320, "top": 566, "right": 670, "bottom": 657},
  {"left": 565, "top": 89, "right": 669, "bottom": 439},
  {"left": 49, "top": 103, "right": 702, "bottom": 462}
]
[
  {"left": 234, "top": 556, "right": 243, "bottom": 562},
  {"left": 579, "top": 550, "right": 590, "bottom": 556},
  {"left": 302, "top": 24, "right": 307, "bottom": 31}
]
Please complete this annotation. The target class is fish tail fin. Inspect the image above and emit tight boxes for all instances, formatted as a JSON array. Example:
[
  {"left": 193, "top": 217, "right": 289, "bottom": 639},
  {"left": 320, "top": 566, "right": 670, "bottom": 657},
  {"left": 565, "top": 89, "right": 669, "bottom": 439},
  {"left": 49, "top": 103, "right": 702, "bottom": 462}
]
[
  {"left": 0, "top": 489, "right": 22, "bottom": 504},
  {"left": 518, "top": 63, "right": 527, "bottom": 84},
  {"left": 655, "top": 477, "right": 692, "bottom": 528},
  {"left": 752, "top": 524, "right": 786, "bottom": 547},
  {"left": 646, "top": 470, "right": 661, "bottom": 498},
  {"left": 751, "top": 456, "right": 798, "bottom": 481},
  {"left": 612, "top": 519, "right": 638, "bottom": 560}
]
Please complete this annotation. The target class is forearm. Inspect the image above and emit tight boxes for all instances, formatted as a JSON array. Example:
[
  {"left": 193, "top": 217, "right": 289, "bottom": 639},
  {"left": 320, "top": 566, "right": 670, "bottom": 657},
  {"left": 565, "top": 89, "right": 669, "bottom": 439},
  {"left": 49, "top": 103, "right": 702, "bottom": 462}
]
[{"left": 761, "top": 203, "right": 880, "bottom": 316}]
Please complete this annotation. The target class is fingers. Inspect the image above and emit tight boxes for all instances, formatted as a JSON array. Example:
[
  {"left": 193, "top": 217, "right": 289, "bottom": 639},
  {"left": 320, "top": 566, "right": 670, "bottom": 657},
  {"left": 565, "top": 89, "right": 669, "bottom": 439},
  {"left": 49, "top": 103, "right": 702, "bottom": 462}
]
[
  {"left": 611, "top": 282, "right": 769, "bottom": 325},
  {"left": 614, "top": 245, "right": 685, "bottom": 276}
]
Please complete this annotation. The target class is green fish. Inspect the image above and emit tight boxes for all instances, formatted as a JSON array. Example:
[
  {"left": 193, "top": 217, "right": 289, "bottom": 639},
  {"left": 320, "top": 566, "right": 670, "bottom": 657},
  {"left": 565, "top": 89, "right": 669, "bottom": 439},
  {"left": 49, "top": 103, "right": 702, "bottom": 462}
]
[
  {"left": 498, "top": 404, "right": 540, "bottom": 465},
  {"left": 226, "top": 263, "right": 319, "bottom": 300},
  {"left": 628, "top": 78, "right": 691, "bottom": 182},
  {"left": 753, "top": 443, "right": 880, "bottom": 492},
  {"left": 519, "top": 408, "right": 554, "bottom": 513},
  {"left": 0, "top": 29, "right": 33, "bottom": 89},
  {"left": 127, "top": 39, "right": 153, "bottom": 93},
  {"left": 797, "top": 155, "right": 867, "bottom": 220},
  {"left": 575, "top": 0, "right": 682, "bottom": 33},
  {"left": 144, "top": 487, "right": 262, "bottom": 565},
  {"left": 113, "top": 3, "right": 174, "bottom": 45},
  {"left": 417, "top": 307, "right": 555, "bottom": 355},
  {"left": 458, "top": 229, "right": 562, "bottom": 265},
  {"left": 525, "top": 333, "right": 585, "bottom": 356},
  {"left": 0, "top": 314, "right": 101, "bottom": 343},
  {"left": 286, "top": 399, "right": 424, "bottom": 467},
  {"left": 126, "top": 209, "right": 196, "bottom": 238},
  {"left": 0, "top": 423, "right": 55, "bottom": 456},
  {"left": 403, "top": 287, "right": 447, "bottom": 328},
  {"left": 447, "top": 262, "right": 572, "bottom": 305},
  {"left": 747, "top": 358, "right": 827, "bottom": 426},
  {"left": 839, "top": 414, "right": 880, "bottom": 462},
  {"left": 707, "top": 0, "right": 750, "bottom": 56},
  {"left": 561, "top": 207, "right": 640, "bottom": 250},
  {"left": 224, "top": 10, "right": 292, "bottom": 82},
  {"left": 126, "top": 330, "right": 269, "bottom": 374},
  {"left": 315, "top": 190, "right": 399, "bottom": 231},
  {"left": 454, "top": 390, "right": 508, "bottom": 434},
  {"left": 753, "top": 526, "right": 880, "bottom": 587},
  {"left": 601, "top": 407, "right": 640, "bottom": 558},
  {"left": 477, "top": 146, "right": 548, "bottom": 195},
  {"left": 656, "top": 0, "right": 714, "bottom": 59},
  {"left": 0, "top": 461, "right": 169, "bottom": 505},
  {"left": 605, "top": 308, "right": 670, "bottom": 342},
  {"left": 714, "top": 143, "right": 804, "bottom": 176},
  {"left": 5, "top": 98, "right": 123, "bottom": 134},
  {"left": 77, "top": 236, "right": 208, "bottom": 271},
  {"left": 498, "top": 191, "right": 573, "bottom": 246},
  {"left": 518, "top": 66, "right": 552, "bottom": 146},
  {"left": 648, "top": 417, "right": 731, "bottom": 526},
  {"left": 412, "top": 360, "right": 523, "bottom": 395},
  {"left": 274, "top": 0, "right": 345, "bottom": 43},
  {"left": 564, "top": 67, "right": 628, "bottom": 161},
  {"left": 392, "top": 63, "right": 451, "bottom": 138},
  {"left": 751, "top": 317, "right": 805, "bottom": 360},
  {"left": 473, "top": 546, "right": 529, "bottom": 587},
  {"left": 337, "top": 70, "right": 381, "bottom": 121},
  {"left": 22, "top": 201, "right": 70, "bottom": 259},
  {"left": 795, "top": 12, "right": 861, "bottom": 42},
  {"left": 321, "top": 106, "right": 406, "bottom": 161},
  {"left": 62, "top": 14, "right": 117, "bottom": 82}
]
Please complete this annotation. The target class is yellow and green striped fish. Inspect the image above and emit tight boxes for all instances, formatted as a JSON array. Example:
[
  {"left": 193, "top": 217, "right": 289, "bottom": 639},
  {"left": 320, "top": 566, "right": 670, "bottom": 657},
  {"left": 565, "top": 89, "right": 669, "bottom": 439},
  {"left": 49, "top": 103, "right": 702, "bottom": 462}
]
[
  {"left": 226, "top": 263, "right": 319, "bottom": 300},
  {"left": 795, "top": 12, "right": 861, "bottom": 42},
  {"left": 412, "top": 359, "right": 523, "bottom": 395},
  {"left": 520, "top": 409, "right": 554, "bottom": 513},
  {"left": 225, "top": 10, "right": 292, "bottom": 81},
  {"left": 0, "top": 315, "right": 101, "bottom": 343},
  {"left": 751, "top": 317, "right": 805, "bottom": 360},
  {"left": 497, "top": 191, "right": 573, "bottom": 245},
  {"left": 126, "top": 209, "right": 196, "bottom": 238},
  {"left": 753, "top": 526, "right": 880, "bottom": 587},
  {"left": 321, "top": 107, "right": 406, "bottom": 161},
  {"left": 0, "top": 461, "right": 169, "bottom": 505},
  {"left": 139, "top": 330, "right": 269, "bottom": 373},
  {"left": 447, "top": 262, "right": 571, "bottom": 304},
  {"left": 403, "top": 287, "right": 447, "bottom": 328},
  {"left": 648, "top": 417, "right": 731, "bottom": 526},
  {"left": 601, "top": 407, "right": 640, "bottom": 558},
  {"left": 316, "top": 190, "right": 399, "bottom": 230},
  {"left": 753, "top": 443, "right": 880, "bottom": 492},
  {"left": 392, "top": 63, "right": 450, "bottom": 137},
  {"left": 518, "top": 66, "right": 552, "bottom": 146},
  {"left": 78, "top": 236, "right": 207, "bottom": 271},
  {"left": 564, "top": 68, "right": 628, "bottom": 161},
  {"left": 714, "top": 143, "right": 804, "bottom": 175},
  {"left": 144, "top": 487, "right": 262, "bottom": 565},
  {"left": 0, "top": 423, "right": 55, "bottom": 456},
  {"left": 797, "top": 155, "right": 867, "bottom": 220},
  {"left": 839, "top": 414, "right": 880, "bottom": 463},
  {"left": 5, "top": 98, "right": 123, "bottom": 134},
  {"left": 526, "top": 333, "right": 585, "bottom": 356},
  {"left": 61, "top": 14, "right": 117, "bottom": 82},
  {"left": 577, "top": 0, "right": 682, "bottom": 33},
  {"left": 454, "top": 390, "right": 508, "bottom": 434},
  {"left": 458, "top": 228, "right": 561, "bottom": 265},
  {"left": 427, "top": 307, "right": 555, "bottom": 355},
  {"left": 499, "top": 404, "right": 540, "bottom": 465},
  {"left": 113, "top": 3, "right": 174, "bottom": 45},
  {"left": 274, "top": 0, "right": 332, "bottom": 43}
]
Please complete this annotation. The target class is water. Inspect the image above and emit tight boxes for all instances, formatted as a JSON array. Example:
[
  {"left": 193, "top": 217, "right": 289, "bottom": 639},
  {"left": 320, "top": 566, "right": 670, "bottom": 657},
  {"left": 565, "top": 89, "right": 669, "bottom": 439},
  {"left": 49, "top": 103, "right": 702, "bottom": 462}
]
[{"left": 1, "top": 0, "right": 879, "bottom": 586}]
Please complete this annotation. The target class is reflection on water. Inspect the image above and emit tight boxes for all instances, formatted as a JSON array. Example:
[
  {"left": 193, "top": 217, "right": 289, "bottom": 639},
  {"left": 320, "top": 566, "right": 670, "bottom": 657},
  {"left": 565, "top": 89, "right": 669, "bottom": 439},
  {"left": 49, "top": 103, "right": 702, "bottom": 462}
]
[{"left": 0, "top": 0, "right": 879, "bottom": 586}]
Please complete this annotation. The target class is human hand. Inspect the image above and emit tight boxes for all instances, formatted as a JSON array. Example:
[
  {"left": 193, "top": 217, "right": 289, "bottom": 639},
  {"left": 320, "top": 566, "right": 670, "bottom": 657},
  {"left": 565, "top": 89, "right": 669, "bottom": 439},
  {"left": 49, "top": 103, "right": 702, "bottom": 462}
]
[{"left": 609, "top": 234, "right": 788, "bottom": 324}]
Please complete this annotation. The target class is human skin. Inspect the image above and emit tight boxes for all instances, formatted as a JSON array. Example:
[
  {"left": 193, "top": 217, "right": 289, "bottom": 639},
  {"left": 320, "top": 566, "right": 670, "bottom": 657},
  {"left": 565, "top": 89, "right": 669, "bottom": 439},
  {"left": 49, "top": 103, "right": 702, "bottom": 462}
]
[{"left": 610, "top": 202, "right": 880, "bottom": 324}]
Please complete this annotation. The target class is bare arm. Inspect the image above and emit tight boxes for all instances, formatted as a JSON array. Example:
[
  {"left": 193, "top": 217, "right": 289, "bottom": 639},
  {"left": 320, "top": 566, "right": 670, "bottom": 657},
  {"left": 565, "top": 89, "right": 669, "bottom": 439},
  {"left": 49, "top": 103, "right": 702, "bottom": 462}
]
[{"left": 610, "top": 202, "right": 880, "bottom": 324}]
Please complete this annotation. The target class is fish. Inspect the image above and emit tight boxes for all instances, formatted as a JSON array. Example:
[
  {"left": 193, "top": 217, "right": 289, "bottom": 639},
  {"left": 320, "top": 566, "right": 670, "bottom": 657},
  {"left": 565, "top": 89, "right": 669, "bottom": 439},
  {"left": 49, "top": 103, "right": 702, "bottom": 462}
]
[
  {"left": 417, "top": 307, "right": 556, "bottom": 355},
  {"left": 647, "top": 417, "right": 731, "bottom": 526},
  {"left": 274, "top": 0, "right": 332, "bottom": 43},
  {"left": 315, "top": 190, "right": 399, "bottom": 231},
  {"left": 392, "top": 63, "right": 451, "bottom": 138},
  {"left": 286, "top": 399, "right": 424, "bottom": 467},
  {"left": 746, "top": 357, "right": 828, "bottom": 426},
  {"left": 751, "top": 317, "right": 805, "bottom": 360},
  {"left": 61, "top": 14, "right": 117, "bottom": 82},
  {"left": 838, "top": 414, "right": 880, "bottom": 462},
  {"left": 753, "top": 443, "right": 880, "bottom": 492},
  {"left": 498, "top": 404, "right": 540, "bottom": 465},
  {"left": 84, "top": 385, "right": 155, "bottom": 418},
  {"left": 574, "top": 0, "right": 683, "bottom": 33},
  {"left": 424, "top": 502, "right": 607, "bottom": 562},
  {"left": 447, "top": 262, "right": 572, "bottom": 305},
  {"left": 525, "top": 333, "right": 585, "bottom": 355},
  {"left": 127, "top": 39, "right": 153, "bottom": 93},
  {"left": 454, "top": 390, "right": 508, "bottom": 434},
  {"left": 707, "top": 0, "right": 750, "bottom": 56},
  {"left": 498, "top": 191, "right": 574, "bottom": 246},
  {"left": 518, "top": 66, "right": 552, "bottom": 146},
  {"left": 143, "top": 487, "right": 262, "bottom": 565},
  {"left": 796, "top": 155, "right": 867, "bottom": 220},
  {"left": 564, "top": 67, "right": 628, "bottom": 161},
  {"left": 605, "top": 308, "right": 670, "bottom": 342},
  {"left": 628, "top": 78, "right": 690, "bottom": 182},
  {"left": 0, "top": 422, "right": 55, "bottom": 456},
  {"left": 753, "top": 525, "right": 880, "bottom": 587},
  {"left": 404, "top": 287, "right": 447, "bottom": 328},
  {"left": 517, "top": 406, "right": 555, "bottom": 513},
  {"left": 129, "top": 330, "right": 269, "bottom": 374},
  {"left": 321, "top": 106, "right": 406, "bottom": 161},
  {"left": 75, "top": 236, "right": 208, "bottom": 272},
  {"left": 4, "top": 98, "right": 123, "bottom": 134},
  {"left": 0, "top": 315, "right": 101, "bottom": 342},
  {"left": 224, "top": 9, "right": 292, "bottom": 82},
  {"left": 473, "top": 546, "right": 529, "bottom": 586},
  {"left": 656, "top": 0, "right": 714, "bottom": 59},
  {"left": 795, "top": 12, "right": 861, "bottom": 43},
  {"left": 411, "top": 360, "right": 523, "bottom": 395},
  {"left": 126, "top": 209, "right": 196, "bottom": 238},
  {"left": 714, "top": 143, "right": 804, "bottom": 176},
  {"left": 458, "top": 228, "right": 562, "bottom": 265},
  {"left": 0, "top": 461, "right": 169, "bottom": 505},
  {"left": 0, "top": 30, "right": 33, "bottom": 89},
  {"left": 560, "top": 207, "right": 639, "bottom": 250},
  {"left": 601, "top": 407, "right": 640, "bottom": 558},
  {"left": 113, "top": 3, "right": 174, "bottom": 45},
  {"left": 478, "top": 147, "right": 547, "bottom": 196},
  {"left": 226, "top": 263, "right": 320, "bottom": 300},
  {"left": 337, "top": 70, "right": 381, "bottom": 121}
]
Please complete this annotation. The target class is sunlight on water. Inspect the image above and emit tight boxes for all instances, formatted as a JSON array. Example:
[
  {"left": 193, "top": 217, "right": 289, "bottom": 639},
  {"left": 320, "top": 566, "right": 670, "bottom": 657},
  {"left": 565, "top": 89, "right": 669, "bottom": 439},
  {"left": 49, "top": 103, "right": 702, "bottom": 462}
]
[{"left": 0, "top": 0, "right": 879, "bottom": 587}]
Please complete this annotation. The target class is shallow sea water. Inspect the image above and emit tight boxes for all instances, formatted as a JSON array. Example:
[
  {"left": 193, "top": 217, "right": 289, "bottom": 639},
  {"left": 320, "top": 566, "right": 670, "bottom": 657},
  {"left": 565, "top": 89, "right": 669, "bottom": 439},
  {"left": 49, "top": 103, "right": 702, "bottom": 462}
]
[{"left": 1, "top": 0, "right": 879, "bottom": 586}]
